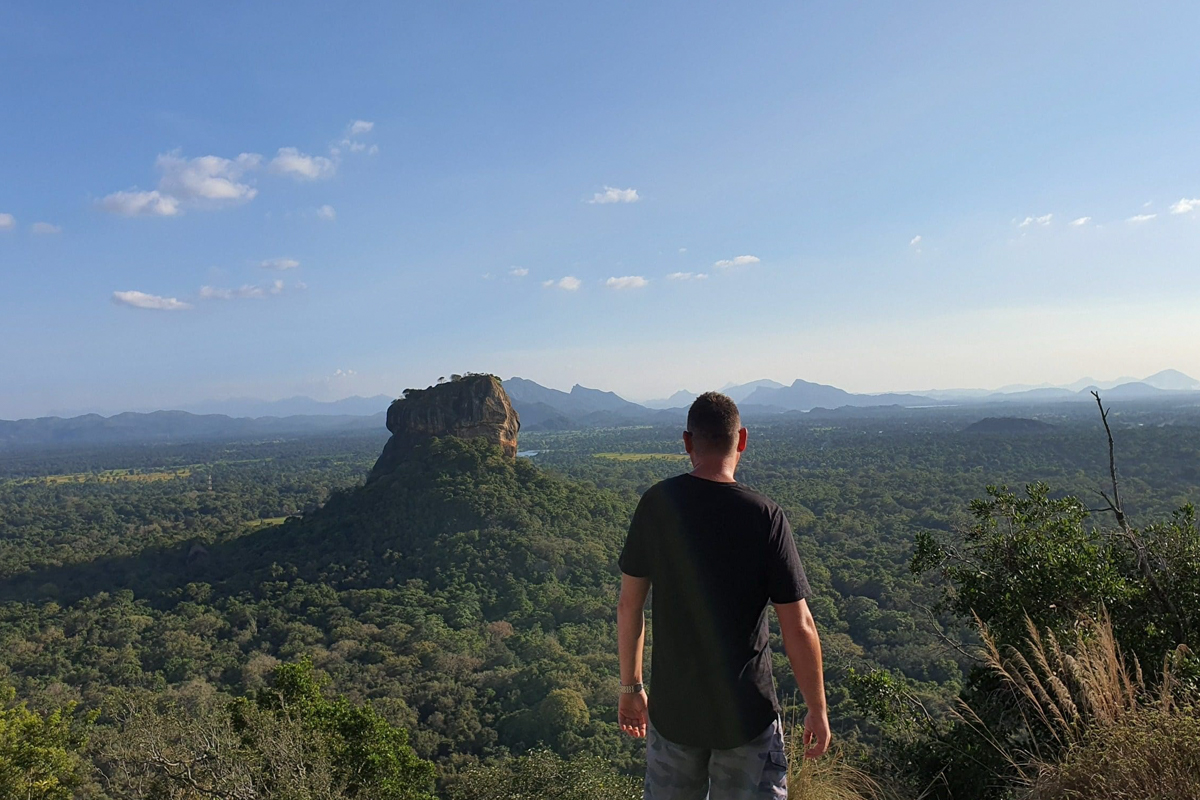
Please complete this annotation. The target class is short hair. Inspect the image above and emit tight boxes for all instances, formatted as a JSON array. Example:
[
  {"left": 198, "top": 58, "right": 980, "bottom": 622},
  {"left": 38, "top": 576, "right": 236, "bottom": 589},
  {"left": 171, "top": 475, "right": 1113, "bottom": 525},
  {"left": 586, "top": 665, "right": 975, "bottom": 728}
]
[{"left": 686, "top": 392, "right": 741, "bottom": 452}]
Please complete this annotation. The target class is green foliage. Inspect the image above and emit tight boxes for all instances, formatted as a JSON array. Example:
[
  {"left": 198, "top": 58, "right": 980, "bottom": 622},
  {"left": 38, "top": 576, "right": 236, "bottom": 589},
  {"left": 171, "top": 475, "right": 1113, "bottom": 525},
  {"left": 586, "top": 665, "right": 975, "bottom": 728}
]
[
  {"left": 912, "top": 483, "right": 1129, "bottom": 644},
  {"left": 239, "top": 659, "right": 436, "bottom": 800},
  {"left": 0, "top": 684, "right": 92, "bottom": 800},
  {"left": 1, "top": 404, "right": 1199, "bottom": 797}
]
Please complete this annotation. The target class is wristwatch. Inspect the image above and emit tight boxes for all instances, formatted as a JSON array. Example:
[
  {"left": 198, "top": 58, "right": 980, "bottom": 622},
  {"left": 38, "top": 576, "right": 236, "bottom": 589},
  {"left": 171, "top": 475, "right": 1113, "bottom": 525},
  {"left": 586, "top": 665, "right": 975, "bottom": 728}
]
[{"left": 618, "top": 683, "right": 644, "bottom": 694}]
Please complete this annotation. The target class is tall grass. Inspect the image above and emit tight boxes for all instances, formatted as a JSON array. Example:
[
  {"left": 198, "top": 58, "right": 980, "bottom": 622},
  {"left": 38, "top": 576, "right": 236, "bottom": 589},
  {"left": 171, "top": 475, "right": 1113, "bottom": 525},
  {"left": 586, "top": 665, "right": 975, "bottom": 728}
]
[
  {"left": 965, "top": 609, "right": 1200, "bottom": 799},
  {"left": 782, "top": 707, "right": 886, "bottom": 800}
]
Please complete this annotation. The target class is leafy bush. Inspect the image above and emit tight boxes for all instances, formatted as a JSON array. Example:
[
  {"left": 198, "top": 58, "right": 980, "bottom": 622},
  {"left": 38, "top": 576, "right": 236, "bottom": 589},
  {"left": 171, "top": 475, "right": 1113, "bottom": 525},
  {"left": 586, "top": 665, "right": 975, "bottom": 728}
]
[{"left": 0, "top": 685, "right": 93, "bottom": 800}]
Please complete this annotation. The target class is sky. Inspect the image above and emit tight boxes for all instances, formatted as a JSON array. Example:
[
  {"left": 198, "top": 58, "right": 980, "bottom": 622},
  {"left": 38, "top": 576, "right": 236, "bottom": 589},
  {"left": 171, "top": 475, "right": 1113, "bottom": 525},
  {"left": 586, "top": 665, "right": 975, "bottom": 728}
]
[{"left": 3, "top": 1, "right": 1200, "bottom": 418}]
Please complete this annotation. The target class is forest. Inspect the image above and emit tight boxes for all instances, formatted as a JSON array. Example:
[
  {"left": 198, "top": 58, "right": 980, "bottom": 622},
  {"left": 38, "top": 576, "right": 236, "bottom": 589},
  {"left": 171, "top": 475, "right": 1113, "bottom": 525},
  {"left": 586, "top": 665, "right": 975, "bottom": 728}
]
[{"left": 1, "top": 397, "right": 1198, "bottom": 798}]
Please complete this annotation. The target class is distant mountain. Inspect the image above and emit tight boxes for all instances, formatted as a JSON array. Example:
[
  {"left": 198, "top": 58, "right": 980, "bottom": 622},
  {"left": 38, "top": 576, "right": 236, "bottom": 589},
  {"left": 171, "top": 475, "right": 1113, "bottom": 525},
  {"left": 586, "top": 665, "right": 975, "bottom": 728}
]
[
  {"left": 741, "top": 379, "right": 936, "bottom": 412},
  {"left": 504, "top": 378, "right": 643, "bottom": 417},
  {"left": 643, "top": 389, "right": 698, "bottom": 409},
  {"left": 1142, "top": 369, "right": 1200, "bottom": 391},
  {"left": 1062, "top": 376, "right": 1138, "bottom": 392},
  {"left": 964, "top": 417, "right": 1055, "bottom": 434},
  {"left": 918, "top": 370, "right": 1199, "bottom": 404},
  {"left": 643, "top": 380, "right": 788, "bottom": 409},
  {"left": 984, "top": 387, "right": 1078, "bottom": 402},
  {"left": 0, "top": 410, "right": 384, "bottom": 449},
  {"left": 721, "top": 379, "right": 786, "bottom": 403},
  {"left": 183, "top": 394, "right": 394, "bottom": 418},
  {"left": 1084, "top": 381, "right": 1169, "bottom": 399}
]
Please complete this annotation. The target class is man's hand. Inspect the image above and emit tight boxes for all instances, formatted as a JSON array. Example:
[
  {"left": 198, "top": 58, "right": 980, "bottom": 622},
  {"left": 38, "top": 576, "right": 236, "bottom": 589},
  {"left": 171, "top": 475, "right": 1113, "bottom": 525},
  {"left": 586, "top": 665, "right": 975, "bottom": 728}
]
[
  {"left": 802, "top": 709, "right": 831, "bottom": 759},
  {"left": 618, "top": 689, "right": 649, "bottom": 738}
]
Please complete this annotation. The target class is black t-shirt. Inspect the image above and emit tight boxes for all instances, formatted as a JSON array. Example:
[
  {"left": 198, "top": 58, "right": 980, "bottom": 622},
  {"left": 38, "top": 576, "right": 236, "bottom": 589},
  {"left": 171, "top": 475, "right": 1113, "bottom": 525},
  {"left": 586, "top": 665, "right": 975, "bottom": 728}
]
[{"left": 619, "top": 473, "right": 811, "bottom": 749}]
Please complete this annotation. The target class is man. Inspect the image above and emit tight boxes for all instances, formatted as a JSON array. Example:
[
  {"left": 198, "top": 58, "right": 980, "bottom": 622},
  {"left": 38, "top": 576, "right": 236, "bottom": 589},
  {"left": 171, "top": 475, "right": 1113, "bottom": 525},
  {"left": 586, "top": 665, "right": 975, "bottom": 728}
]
[{"left": 616, "top": 392, "right": 829, "bottom": 799}]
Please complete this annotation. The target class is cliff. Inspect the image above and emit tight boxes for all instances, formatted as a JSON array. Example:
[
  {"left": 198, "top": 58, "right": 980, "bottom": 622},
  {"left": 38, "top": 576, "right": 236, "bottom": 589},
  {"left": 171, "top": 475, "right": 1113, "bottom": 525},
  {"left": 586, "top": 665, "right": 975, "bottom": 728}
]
[{"left": 368, "top": 374, "right": 520, "bottom": 481}]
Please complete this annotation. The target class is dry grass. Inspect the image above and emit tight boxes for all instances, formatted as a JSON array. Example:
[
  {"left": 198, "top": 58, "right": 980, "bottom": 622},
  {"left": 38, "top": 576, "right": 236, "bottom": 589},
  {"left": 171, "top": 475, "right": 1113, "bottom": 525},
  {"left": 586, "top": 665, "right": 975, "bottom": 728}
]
[
  {"left": 965, "top": 609, "right": 1200, "bottom": 799},
  {"left": 782, "top": 708, "right": 886, "bottom": 800},
  {"left": 786, "top": 752, "right": 885, "bottom": 800},
  {"left": 1030, "top": 709, "right": 1200, "bottom": 800}
]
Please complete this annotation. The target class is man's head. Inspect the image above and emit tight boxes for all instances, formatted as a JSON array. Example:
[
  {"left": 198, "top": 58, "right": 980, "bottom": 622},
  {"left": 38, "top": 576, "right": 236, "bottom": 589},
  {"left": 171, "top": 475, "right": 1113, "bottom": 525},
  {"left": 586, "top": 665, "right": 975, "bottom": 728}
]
[{"left": 684, "top": 392, "right": 747, "bottom": 463}]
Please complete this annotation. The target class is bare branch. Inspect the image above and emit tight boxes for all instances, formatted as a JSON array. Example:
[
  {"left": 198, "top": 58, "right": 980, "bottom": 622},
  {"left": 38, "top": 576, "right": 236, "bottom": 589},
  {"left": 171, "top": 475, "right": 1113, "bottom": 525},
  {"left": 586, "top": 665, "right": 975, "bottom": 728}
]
[{"left": 1091, "top": 392, "right": 1187, "bottom": 645}]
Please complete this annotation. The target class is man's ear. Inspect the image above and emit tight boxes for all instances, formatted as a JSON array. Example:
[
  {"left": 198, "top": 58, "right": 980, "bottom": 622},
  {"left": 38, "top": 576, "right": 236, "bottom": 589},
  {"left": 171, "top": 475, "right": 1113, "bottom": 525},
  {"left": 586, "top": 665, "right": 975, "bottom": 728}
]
[
  {"left": 736, "top": 427, "right": 748, "bottom": 453},
  {"left": 682, "top": 430, "right": 694, "bottom": 454}
]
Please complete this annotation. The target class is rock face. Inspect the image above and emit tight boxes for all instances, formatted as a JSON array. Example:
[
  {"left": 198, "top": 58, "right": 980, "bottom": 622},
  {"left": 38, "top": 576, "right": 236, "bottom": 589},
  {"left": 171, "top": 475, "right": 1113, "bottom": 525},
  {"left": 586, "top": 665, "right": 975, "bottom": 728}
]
[{"left": 368, "top": 374, "right": 520, "bottom": 481}]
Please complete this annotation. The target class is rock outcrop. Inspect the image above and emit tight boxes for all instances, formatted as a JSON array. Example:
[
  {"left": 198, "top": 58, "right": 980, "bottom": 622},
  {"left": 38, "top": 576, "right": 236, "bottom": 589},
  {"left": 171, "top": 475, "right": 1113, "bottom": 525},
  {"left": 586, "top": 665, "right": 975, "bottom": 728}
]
[{"left": 368, "top": 374, "right": 520, "bottom": 481}]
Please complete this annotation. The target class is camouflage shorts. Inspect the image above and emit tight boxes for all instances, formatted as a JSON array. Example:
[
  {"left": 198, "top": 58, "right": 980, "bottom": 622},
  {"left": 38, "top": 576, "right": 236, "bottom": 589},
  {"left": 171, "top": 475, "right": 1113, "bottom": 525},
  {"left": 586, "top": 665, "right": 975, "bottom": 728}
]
[{"left": 644, "top": 718, "right": 787, "bottom": 800}]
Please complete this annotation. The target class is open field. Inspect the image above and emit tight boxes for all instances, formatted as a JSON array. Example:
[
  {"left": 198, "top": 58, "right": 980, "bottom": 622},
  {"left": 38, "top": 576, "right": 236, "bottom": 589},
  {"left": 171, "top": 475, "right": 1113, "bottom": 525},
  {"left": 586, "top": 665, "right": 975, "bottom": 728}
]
[
  {"left": 592, "top": 452, "right": 687, "bottom": 461},
  {"left": 9, "top": 467, "right": 194, "bottom": 486}
]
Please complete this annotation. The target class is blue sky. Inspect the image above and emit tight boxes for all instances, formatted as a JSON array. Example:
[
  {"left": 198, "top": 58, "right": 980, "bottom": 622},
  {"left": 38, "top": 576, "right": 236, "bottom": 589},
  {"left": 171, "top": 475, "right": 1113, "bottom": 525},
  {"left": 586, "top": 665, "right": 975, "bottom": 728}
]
[{"left": 3, "top": 1, "right": 1200, "bottom": 418}]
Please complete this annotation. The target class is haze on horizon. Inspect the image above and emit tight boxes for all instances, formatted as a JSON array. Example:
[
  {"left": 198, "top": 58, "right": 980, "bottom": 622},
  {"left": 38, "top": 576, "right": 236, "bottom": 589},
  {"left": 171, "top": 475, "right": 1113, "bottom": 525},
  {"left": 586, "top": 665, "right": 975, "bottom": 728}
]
[{"left": 3, "top": 2, "right": 1200, "bottom": 420}]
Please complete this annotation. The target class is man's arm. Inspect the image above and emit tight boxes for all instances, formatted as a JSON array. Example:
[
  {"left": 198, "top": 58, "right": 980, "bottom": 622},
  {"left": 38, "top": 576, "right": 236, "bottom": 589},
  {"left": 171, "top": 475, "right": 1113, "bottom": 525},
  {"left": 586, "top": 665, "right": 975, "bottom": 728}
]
[
  {"left": 617, "top": 573, "right": 651, "bottom": 738},
  {"left": 773, "top": 598, "right": 830, "bottom": 758}
]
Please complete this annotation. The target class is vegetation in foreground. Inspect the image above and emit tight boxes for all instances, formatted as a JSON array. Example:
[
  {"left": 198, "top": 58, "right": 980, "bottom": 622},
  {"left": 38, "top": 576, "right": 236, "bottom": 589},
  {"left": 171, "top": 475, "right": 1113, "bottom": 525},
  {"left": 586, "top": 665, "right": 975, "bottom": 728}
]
[{"left": 0, "top": 401, "right": 1198, "bottom": 796}]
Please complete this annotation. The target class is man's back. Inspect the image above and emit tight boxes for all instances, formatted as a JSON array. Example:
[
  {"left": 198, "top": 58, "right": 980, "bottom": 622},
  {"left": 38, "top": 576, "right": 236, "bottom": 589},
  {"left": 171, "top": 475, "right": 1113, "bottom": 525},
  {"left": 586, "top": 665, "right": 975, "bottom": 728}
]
[{"left": 619, "top": 473, "right": 810, "bottom": 749}]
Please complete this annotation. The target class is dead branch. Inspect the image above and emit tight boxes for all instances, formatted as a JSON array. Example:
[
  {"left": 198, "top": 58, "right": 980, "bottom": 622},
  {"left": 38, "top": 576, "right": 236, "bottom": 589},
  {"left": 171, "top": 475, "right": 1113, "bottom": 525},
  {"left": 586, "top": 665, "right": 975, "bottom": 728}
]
[{"left": 1090, "top": 392, "right": 1186, "bottom": 645}]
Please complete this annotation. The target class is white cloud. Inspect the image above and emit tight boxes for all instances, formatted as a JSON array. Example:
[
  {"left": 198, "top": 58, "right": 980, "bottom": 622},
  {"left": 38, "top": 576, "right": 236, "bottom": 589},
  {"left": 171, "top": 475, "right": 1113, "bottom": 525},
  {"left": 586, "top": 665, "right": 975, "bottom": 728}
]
[
  {"left": 509, "top": 267, "right": 529, "bottom": 277},
  {"left": 1126, "top": 213, "right": 1157, "bottom": 223},
  {"left": 588, "top": 186, "right": 639, "bottom": 204},
  {"left": 1018, "top": 214, "right": 1053, "bottom": 228},
  {"left": 261, "top": 258, "right": 300, "bottom": 270},
  {"left": 679, "top": 247, "right": 687, "bottom": 253},
  {"left": 317, "top": 204, "right": 336, "bottom": 221},
  {"left": 199, "top": 286, "right": 234, "bottom": 300},
  {"left": 112, "top": 290, "right": 190, "bottom": 310},
  {"left": 200, "top": 280, "right": 286, "bottom": 300},
  {"left": 713, "top": 254, "right": 760, "bottom": 269},
  {"left": 100, "top": 153, "right": 260, "bottom": 216},
  {"left": 1070, "top": 216, "right": 1091, "bottom": 226},
  {"left": 333, "top": 368, "right": 357, "bottom": 378},
  {"left": 348, "top": 120, "right": 374, "bottom": 135},
  {"left": 269, "top": 147, "right": 336, "bottom": 180},
  {"left": 0, "top": 213, "right": 15, "bottom": 230},
  {"left": 543, "top": 276, "right": 581, "bottom": 291},
  {"left": 157, "top": 152, "right": 261, "bottom": 203},
  {"left": 31, "top": 222, "right": 61, "bottom": 235},
  {"left": 606, "top": 275, "right": 648, "bottom": 290},
  {"left": 667, "top": 271, "right": 708, "bottom": 281},
  {"left": 1170, "top": 198, "right": 1200, "bottom": 215},
  {"left": 98, "top": 189, "right": 181, "bottom": 217},
  {"left": 909, "top": 235, "right": 922, "bottom": 246}
]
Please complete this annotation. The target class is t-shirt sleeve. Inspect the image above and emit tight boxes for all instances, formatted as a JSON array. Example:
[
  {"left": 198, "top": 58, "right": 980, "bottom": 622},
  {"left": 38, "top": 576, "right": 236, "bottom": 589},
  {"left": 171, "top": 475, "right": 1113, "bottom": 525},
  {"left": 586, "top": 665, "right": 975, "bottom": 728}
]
[
  {"left": 766, "top": 508, "right": 811, "bottom": 603},
  {"left": 618, "top": 491, "right": 654, "bottom": 578}
]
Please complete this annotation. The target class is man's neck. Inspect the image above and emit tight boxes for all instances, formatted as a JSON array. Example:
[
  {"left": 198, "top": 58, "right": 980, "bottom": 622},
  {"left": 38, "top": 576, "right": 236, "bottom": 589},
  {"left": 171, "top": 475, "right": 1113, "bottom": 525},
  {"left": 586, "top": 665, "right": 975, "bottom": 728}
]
[{"left": 690, "top": 462, "right": 738, "bottom": 484}]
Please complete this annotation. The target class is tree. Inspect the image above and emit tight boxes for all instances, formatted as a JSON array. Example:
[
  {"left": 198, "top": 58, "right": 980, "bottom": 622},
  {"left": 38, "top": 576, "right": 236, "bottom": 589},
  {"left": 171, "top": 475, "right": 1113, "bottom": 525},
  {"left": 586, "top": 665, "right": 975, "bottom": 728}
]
[
  {"left": 241, "top": 660, "right": 437, "bottom": 800},
  {"left": 0, "top": 685, "right": 93, "bottom": 800},
  {"left": 100, "top": 664, "right": 436, "bottom": 800}
]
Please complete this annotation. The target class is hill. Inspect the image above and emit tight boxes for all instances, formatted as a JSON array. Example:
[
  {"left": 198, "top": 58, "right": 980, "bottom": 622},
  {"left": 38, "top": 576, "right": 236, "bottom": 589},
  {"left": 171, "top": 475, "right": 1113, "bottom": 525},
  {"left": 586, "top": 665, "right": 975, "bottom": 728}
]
[
  {"left": 0, "top": 409, "right": 382, "bottom": 448},
  {"left": 742, "top": 378, "right": 936, "bottom": 411}
]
